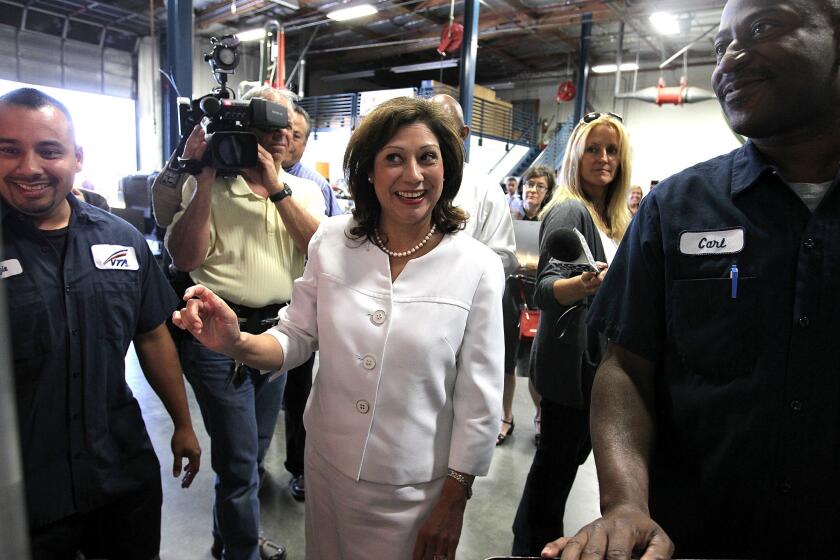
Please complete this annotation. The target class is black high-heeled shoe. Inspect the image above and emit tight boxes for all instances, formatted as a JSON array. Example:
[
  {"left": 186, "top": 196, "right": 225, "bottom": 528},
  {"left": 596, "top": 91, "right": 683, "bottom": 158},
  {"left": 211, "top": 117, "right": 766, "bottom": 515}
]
[{"left": 496, "top": 417, "right": 515, "bottom": 446}]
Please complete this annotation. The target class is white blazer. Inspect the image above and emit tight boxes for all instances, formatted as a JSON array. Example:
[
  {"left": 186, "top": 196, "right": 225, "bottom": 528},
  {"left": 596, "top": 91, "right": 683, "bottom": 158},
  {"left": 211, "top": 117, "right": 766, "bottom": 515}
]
[{"left": 266, "top": 214, "right": 504, "bottom": 485}]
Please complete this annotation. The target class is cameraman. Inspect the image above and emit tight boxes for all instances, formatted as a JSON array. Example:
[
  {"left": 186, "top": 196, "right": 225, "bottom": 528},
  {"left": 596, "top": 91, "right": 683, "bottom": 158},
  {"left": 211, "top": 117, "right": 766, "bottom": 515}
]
[{"left": 164, "top": 85, "right": 325, "bottom": 560}]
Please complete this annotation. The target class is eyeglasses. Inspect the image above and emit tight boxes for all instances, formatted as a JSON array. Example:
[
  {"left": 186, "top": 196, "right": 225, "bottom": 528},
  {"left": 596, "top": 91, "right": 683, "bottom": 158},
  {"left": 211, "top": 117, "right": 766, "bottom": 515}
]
[
  {"left": 524, "top": 181, "right": 548, "bottom": 191},
  {"left": 581, "top": 112, "right": 623, "bottom": 124}
]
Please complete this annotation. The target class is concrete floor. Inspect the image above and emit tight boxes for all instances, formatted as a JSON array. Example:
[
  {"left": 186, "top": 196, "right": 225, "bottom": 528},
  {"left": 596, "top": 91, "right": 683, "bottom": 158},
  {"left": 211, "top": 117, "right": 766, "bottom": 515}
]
[{"left": 127, "top": 347, "right": 600, "bottom": 560}]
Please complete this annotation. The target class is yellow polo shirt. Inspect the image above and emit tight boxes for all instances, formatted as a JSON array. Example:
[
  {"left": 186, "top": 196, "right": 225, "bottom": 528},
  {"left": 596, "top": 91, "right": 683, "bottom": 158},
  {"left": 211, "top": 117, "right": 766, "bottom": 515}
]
[{"left": 167, "top": 170, "right": 325, "bottom": 307}]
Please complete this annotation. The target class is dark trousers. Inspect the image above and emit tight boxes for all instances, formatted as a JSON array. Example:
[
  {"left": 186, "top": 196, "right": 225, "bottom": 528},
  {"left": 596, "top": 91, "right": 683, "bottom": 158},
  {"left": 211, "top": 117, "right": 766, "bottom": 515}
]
[
  {"left": 30, "top": 477, "right": 162, "bottom": 560},
  {"left": 511, "top": 399, "right": 591, "bottom": 555},
  {"left": 284, "top": 353, "right": 315, "bottom": 477}
]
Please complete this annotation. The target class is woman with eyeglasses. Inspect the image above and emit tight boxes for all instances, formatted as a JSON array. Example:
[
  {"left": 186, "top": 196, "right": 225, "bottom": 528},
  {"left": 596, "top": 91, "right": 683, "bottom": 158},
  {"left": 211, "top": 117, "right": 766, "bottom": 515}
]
[
  {"left": 519, "top": 168, "right": 553, "bottom": 220},
  {"left": 511, "top": 112, "right": 632, "bottom": 556},
  {"left": 498, "top": 166, "right": 555, "bottom": 446}
]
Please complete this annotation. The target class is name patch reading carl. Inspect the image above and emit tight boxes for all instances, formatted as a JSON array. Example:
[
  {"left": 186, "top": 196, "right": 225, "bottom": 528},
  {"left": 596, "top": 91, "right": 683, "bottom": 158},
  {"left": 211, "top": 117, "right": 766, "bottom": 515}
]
[
  {"left": 679, "top": 228, "right": 744, "bottom": 255},
  {"left": 91, "top": 244, "right": 139, "bottom": 270},
  {"left": 1, "top": 259, "right": 23, "bottom": 279}
]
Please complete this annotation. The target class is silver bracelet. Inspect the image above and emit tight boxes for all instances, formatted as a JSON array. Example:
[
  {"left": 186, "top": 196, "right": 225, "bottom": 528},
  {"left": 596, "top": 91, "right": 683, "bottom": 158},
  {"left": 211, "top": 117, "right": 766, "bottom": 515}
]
[{"left": 447, "top": 468, "right": 473, "bottom": 499}]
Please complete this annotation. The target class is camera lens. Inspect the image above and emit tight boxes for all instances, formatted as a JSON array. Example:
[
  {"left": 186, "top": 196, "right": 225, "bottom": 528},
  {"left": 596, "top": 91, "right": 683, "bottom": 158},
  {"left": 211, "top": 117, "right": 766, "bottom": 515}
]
[
  {"left": 216, "top": 135, "right": 245, "bottom": 167},
  {"left": 218, "top": 47, "right": 236, "bottom": 67}
]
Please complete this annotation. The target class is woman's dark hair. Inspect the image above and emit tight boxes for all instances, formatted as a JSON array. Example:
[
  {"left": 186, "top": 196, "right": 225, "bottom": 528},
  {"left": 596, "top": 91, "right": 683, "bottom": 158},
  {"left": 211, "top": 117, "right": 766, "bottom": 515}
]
[
  {"left": 522, "top": 165, "right": 556, "bottom": 211},
  {"left": 344, "top": 96, "right": 467, "bottom": 242}
]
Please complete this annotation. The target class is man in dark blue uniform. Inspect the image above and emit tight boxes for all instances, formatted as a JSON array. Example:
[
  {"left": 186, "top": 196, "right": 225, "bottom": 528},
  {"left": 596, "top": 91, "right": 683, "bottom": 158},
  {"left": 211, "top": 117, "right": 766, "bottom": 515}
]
[
  {"left": 541, "top": 0, "right": 840, "bottom": 558},
  {"left": 0, "top": 88, "right": 201, "bottom": 559}
]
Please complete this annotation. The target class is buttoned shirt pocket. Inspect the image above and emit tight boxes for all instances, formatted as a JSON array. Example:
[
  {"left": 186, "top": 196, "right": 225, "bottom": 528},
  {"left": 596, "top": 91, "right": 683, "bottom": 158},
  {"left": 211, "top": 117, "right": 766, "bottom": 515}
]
[
  {"left": 8, "top": 287, "right": 51, "bottom": 362},
  {"left": 669, "top": 277, "right": 762, "bottom": 378},
  {"left": 8, "top": 287, "right": 54, "bottom": 418},
  {"left": 94, "top": 278, "right": 139, "bottom": 343}
]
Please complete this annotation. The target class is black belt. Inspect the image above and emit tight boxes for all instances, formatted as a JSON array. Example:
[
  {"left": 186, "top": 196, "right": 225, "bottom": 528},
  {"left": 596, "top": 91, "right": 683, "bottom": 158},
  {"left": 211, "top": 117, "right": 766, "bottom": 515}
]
[{"left": 222, "top": 299, "right": 287, "bottom": 335}]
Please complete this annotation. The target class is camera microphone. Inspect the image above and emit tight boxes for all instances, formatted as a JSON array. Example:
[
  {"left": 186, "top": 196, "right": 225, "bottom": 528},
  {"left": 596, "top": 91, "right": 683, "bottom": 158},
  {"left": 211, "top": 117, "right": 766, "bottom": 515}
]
[{"left": 544, "top": 227, "right": 599, "bottom": 274}]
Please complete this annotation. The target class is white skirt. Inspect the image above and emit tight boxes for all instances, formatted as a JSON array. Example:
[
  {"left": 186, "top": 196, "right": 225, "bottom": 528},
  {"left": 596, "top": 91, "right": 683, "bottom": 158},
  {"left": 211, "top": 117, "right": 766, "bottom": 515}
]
[{"left": 304, "top": 444, "right": 446, "bottom": 559}]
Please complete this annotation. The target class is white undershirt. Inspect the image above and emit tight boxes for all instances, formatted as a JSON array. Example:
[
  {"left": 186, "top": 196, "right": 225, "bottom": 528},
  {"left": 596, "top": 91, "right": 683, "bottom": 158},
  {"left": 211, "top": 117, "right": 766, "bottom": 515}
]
[
  {"left": 598, "top": 228, "right": 619, "bottom": 265},
  {"left": 787, "top": 180, "right": 832, "bottom": 212}
]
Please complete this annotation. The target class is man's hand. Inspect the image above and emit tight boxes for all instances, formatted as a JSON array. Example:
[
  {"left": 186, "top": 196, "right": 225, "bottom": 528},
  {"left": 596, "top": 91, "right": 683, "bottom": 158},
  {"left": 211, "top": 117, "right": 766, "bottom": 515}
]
[
  {"left": 252, "top": 144, "right": 284, "bottom": 194},
  {"left": 181, "top": 125, "right": 216, "bottom": 184},
  {"left": 412, "top": 478, "right": 469, "bottom": 560},
  {"left": 172, "top": 285, "right": 242, "bottom": 356},
  {"left": 541, "top": 505, "right": 673, "bottom": 560},
  {"left": 171, "top": 425, "right": 201, "bottom": 488}
]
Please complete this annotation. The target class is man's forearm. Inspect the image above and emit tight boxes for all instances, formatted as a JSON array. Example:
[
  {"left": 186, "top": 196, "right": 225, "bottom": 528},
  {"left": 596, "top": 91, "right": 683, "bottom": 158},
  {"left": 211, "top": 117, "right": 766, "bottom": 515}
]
[
  {"left": 134, "top": 324, "right": 193, "bottom": 429},
  {"left": 590, "top": 343, "right": 656, "bottom": 514},
  {"left": 166, "top": 178, "right": 213, "bottom": 272},
  {"left": 274, "top": 195, "right": 320, "bottom": 252}
]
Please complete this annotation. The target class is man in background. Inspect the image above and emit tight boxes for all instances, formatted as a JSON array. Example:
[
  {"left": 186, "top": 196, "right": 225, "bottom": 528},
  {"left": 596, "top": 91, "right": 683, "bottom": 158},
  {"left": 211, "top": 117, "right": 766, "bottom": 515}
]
[
  {"left": 278, "top": 99, "right": 338, "bottom": 503},
  {"left": 627, "top": 184, "right": 642, "bottom": 215},
  {"left": 504, "top": 175, "right": 525, "bottom": 219},
  {"left": 430, "top": 94, "right": 518, "bottom": 275},
  {"left": 283, "top": 103, "right": 342, "bottom": 218},
  {"left": 0, "top": 87, "right": 200, "bottom": 560}
]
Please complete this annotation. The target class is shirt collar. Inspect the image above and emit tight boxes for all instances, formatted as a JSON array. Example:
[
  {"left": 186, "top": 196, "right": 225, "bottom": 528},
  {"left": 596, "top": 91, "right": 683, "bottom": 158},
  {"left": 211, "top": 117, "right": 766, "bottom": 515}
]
[
  {"left": 286, "top": 161, "right": 302, "bottom": 175},
  {"left": 68, "top": 192, "right": 107, "bottom": 223},
  {"left": 1, "top": 193, "right": 105, "bottom": 225},
  {"left": 228, "top": 168, "right": 290, "bottom": 198},
  {"left": 730, "top": 141, "right": 778, "bottom": 197}
]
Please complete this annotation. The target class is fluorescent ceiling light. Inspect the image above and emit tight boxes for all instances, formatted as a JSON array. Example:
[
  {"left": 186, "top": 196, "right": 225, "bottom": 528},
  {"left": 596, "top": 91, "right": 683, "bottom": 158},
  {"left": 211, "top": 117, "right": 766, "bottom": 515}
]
[
  {"left": 591, "top": 62, "right": 640, "bottom": 74},
  {"left": 322, "top": 69, "right": 377, "bottom": 81},
  {"left": 649, "top": 12, "right": 680, "bottom": 35},
  {"left": 391, "top": 59, "right": 459, "bottom": 74},
  {"left": 484, "top": 81, "right": 515, "bottom": 90},
  {"left": 236, "top": 28, "right": 268, "bottom": 42},
  {"left": 327, "top": 4, "right": 378, "bottom": 21},
  {"left": 266, "top": 0, "right": 300, "bottom": 9}
]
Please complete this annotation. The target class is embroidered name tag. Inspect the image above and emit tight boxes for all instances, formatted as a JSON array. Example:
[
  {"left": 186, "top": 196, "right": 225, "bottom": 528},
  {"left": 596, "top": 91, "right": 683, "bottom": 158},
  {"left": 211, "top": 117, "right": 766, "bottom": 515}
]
[
  {"left": 679, "top": 228, "right": 744, "bottom": 255},
  {"left": 0, "top": 258, "right": 23, "bottom": 279},
  {"left": 91, "top": 244, "right": 139, "bottom": 270}
]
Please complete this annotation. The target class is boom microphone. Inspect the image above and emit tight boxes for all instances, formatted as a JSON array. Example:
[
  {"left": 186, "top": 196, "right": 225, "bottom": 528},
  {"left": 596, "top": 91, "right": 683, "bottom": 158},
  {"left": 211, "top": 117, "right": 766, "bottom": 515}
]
[{"left": 544, "top": 227, "right": 599, "bottom": 273}]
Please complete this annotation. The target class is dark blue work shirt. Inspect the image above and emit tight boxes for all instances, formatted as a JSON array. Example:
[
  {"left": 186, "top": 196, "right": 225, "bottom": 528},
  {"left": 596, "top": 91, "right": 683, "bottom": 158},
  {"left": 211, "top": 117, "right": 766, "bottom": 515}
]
[
  {"left": 1, "top": 195, "right": 178, "bottom": 529},
  {"left": 587, "top": 142, "right": 840, "bottom": 558}
]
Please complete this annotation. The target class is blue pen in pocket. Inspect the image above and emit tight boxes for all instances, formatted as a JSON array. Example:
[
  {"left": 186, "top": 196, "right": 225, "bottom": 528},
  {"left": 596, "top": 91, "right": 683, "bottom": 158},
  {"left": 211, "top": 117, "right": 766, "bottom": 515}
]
[{"left": 730, "top": 264, "right": 739, "bottom": 299}]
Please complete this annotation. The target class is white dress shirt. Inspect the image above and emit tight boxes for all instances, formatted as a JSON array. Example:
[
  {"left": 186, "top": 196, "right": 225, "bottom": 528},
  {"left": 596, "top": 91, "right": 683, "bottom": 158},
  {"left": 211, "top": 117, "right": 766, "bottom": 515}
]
[
  {"left": 454, "top": 162, "right": 519, "bottom": 275},
  {"left": 266, "top": 214, "right": 505, "bottom": 485}
]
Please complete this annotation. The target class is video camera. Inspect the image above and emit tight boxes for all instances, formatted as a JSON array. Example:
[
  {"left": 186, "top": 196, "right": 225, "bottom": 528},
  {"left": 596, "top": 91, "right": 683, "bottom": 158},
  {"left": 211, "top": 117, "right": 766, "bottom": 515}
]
[{"left": 177, "top": 35, "right": 289, "bottom": 176}]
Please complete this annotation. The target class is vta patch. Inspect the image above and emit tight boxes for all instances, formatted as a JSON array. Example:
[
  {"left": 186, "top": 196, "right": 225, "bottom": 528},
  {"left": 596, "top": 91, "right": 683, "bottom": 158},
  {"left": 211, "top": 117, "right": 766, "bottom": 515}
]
[{"left": 91, "top": 244, "right": 140, "bottom": 270}]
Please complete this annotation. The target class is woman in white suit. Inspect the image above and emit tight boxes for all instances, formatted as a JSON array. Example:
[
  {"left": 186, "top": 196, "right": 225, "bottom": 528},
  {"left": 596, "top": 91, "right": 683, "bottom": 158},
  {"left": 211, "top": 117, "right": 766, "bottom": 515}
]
[{"left": 173, "top": 97, "right": 504, "bottom": 560}]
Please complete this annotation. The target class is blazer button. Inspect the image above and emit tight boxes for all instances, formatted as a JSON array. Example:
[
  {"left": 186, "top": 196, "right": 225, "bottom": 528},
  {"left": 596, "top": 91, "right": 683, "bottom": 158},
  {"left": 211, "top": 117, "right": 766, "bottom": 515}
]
[
  {"left": 356, "top": 400, "right": 370, "bottom": 414},
  {"left": 370, "top": 310, "right": 386, "bottom": 326},
  {"left": 362, "top": 355, "right": 377, "bottom": 370}
]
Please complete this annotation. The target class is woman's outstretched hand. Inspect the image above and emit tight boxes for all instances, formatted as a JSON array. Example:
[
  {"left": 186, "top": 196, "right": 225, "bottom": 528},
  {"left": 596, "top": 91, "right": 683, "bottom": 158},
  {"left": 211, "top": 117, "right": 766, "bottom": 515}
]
[{"left": 172, "top": 285, "right": 242, "bottom": 356}]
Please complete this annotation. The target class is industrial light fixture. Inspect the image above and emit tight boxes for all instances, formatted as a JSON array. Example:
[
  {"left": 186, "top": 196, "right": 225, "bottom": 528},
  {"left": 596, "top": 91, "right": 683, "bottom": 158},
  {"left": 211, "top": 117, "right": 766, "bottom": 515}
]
[
  {"left": 322, "top": 69, "right": 377, "bottom": 81},
  {"left": 649, "top": 12, "right": 680, "bottom": 35},
  {"left": 326, "top": 4, "right": 378, "bottom": 21},
  {"left": 236, "top": 28, "right": 269, "bottom": 42},
  {"left": 591, "top": 62, "right": 640, "bottom": 74},
  {"left": 266, "top": 0, "right": 301, "bottom": 9},
  {"left": 484, "top": 81, "right": 515, "bottom": 90},
  {"left": 390, "top": 59, "right": 459, "bottom": 74}
]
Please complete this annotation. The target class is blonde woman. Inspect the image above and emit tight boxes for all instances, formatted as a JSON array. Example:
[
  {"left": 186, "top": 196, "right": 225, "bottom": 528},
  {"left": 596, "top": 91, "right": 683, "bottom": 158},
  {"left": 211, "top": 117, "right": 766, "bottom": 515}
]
[{"left": 511, "top": 112, "right": 632, "bottom": 555}]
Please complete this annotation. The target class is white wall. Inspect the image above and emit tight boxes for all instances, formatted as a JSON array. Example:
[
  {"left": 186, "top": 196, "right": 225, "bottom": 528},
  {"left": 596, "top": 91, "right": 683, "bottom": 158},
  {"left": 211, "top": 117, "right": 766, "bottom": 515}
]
[{"left": 497, "top": 64, "right": 742, "bottom": 191}]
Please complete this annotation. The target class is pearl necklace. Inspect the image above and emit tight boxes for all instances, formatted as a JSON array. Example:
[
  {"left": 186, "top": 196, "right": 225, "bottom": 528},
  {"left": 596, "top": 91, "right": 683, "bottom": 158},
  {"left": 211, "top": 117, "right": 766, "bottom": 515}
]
[{"left": 374, "top": 224, "right": 437, "bottom": 258}]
